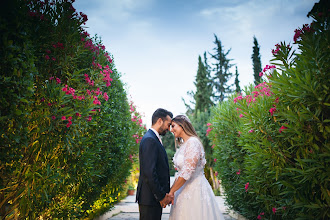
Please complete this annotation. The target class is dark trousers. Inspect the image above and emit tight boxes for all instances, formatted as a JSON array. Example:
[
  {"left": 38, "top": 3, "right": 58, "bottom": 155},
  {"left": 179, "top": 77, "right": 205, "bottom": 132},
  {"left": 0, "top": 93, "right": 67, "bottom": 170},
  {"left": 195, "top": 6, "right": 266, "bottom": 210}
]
[{"left": 139, "top": 204, "right": 162, "bottom": 220}]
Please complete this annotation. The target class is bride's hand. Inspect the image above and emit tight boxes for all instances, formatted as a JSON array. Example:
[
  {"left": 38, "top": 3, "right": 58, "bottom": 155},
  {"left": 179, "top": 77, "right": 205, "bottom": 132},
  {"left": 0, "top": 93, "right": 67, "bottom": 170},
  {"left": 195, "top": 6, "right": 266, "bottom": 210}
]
[{"left": 168, "top": 192, "right": 175, "bottom": 205}]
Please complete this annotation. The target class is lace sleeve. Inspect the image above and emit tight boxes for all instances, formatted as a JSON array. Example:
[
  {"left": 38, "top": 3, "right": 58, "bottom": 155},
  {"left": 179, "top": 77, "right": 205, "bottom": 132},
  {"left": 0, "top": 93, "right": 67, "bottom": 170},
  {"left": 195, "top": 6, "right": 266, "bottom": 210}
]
[{"left": 179, "top": 137, "right": 201, "bottom": 180}]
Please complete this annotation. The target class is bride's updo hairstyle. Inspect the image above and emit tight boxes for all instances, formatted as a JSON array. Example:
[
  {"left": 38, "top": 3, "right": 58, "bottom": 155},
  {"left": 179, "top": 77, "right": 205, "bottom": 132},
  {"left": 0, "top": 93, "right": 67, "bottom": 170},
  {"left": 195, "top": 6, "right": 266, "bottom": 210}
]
[{"left": 172, "top": 115, "right": 199, "bottom": 147}]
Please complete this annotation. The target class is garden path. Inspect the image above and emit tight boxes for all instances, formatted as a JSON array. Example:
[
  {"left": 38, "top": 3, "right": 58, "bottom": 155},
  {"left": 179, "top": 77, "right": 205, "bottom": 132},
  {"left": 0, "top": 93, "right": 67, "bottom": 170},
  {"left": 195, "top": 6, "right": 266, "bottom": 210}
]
[{"left": 95, "top": 177, "right": 246, "bottom": 220}]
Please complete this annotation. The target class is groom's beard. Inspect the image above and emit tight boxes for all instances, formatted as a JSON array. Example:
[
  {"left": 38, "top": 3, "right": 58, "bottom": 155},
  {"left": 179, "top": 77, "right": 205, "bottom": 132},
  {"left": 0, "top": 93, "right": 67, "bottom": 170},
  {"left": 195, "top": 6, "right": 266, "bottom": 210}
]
[{"left": 159, "top": 128, "right": 168, "bottom": 136}]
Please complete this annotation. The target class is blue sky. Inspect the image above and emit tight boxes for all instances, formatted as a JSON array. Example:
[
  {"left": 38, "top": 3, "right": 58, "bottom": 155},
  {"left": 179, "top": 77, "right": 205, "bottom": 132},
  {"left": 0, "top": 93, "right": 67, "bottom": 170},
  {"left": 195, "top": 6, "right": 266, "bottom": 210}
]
[{"left": 74, "top": 0, "right": 317, "bottom": 128}]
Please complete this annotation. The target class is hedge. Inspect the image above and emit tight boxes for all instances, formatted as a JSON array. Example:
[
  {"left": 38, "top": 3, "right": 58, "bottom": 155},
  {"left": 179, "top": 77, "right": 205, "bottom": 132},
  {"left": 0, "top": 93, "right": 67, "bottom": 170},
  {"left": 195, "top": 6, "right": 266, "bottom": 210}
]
[
  {"left": 208, "top": 3, "right": 329, "bottom": 219},
  {"left": 0, "top": 0, "right": 143, "bottom": 218}
]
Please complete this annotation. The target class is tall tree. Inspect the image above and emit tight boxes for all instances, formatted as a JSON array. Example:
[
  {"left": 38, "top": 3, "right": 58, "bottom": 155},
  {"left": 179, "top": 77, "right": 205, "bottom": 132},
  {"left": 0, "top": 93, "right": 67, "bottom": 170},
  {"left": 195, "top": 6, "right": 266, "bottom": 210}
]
[
  {"left": 234, "top": 66, "right": 241, "bottom": 94},
  {"left": 252, "top": 36, "right": 262, "bottom": 85},
  {"left": 194, "top": 55, "right": 213, "bottom": 112},
  {"left": 209, "top": 34, "right": 233, "bottom": 102}
]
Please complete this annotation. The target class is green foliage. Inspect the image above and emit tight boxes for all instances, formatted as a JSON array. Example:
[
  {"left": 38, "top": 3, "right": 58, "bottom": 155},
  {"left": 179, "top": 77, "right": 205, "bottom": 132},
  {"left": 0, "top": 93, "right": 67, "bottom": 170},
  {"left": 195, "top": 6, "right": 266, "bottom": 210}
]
[
  {"left": 209, "top": 34, "right": 234, "bottom": 102},
  {"left": 234, "top": 66, "right": 241, "bottom": 94},
  {"left": 208, "top": 5, "right": 329, "bottom": 219},
  {"left": 252, "top": 36, "right": 262, "bottom": 85},
  {"left": 0, "top": 0, "right": 142, "bottom": 218},
  {"left": 194, "top": 55, "right": 214, "bottom": 112}
]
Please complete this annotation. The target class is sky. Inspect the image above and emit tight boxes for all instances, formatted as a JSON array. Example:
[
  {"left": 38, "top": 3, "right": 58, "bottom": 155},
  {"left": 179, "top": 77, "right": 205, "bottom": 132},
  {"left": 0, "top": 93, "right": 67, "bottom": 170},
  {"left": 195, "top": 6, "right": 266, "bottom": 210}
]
[{"left": 73, "top": 0, "right": 317, "bottom": 129}]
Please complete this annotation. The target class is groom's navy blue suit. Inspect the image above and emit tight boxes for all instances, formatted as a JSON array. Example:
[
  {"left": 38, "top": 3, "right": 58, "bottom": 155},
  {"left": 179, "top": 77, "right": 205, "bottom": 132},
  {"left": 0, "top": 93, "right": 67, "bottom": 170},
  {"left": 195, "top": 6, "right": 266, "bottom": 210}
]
[{"left": 136, "top": 129, "right": 170, "bottom": 220}]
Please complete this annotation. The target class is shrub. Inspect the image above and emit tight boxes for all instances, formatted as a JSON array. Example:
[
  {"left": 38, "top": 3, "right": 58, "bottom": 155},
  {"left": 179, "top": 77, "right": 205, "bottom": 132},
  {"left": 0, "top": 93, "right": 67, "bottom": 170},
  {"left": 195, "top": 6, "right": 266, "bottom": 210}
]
[
  {"left": 209, "top": 3, "right": 329, "bottom": 219},
  {"left": 0, "top": 0, "right": 141, "bottom": 218}
]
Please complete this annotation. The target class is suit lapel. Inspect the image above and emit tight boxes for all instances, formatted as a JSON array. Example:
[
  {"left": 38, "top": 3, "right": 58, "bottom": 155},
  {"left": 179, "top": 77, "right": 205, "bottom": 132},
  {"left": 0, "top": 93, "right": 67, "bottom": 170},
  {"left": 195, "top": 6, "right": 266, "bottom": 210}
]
[{"left": 148, "top": 130, "right": 169, "bottom": 168}]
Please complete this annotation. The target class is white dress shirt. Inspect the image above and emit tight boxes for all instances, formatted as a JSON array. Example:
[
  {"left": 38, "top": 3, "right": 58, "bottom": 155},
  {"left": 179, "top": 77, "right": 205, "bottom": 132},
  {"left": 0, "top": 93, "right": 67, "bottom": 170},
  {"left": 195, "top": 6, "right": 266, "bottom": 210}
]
[{"left": 150, "top": 128, "right": 162, "bottom": 145}]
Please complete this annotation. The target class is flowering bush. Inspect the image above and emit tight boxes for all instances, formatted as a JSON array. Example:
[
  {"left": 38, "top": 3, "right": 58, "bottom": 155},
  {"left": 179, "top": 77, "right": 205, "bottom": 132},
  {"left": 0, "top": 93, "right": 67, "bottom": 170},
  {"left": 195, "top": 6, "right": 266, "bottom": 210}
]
[
  {"left": 208, "top": 3, "right": 329, "bottom": 219},
  {"left": 126, "top": 101, "right": 146, "bottom": 191},
  {"left": 0, "top": 0, "right": 141, "bottom": 218}
]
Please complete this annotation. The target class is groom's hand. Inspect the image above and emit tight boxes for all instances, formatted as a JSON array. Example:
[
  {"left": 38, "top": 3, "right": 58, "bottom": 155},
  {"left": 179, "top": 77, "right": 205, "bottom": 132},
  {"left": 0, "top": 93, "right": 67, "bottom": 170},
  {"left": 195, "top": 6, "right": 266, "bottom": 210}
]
[
  {"left": 159, "top": 194, "right": 167, "bottom": 208},
  {"left": 160, "top": 193, "right": 171, "bottom": 208}
]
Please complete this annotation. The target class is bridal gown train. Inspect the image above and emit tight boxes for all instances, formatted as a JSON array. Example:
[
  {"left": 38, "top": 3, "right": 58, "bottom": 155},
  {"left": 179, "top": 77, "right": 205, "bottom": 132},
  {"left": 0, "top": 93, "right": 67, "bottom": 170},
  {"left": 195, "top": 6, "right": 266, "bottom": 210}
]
[{"left": 169, "top": 136, "right": 225, "bottom": 220}]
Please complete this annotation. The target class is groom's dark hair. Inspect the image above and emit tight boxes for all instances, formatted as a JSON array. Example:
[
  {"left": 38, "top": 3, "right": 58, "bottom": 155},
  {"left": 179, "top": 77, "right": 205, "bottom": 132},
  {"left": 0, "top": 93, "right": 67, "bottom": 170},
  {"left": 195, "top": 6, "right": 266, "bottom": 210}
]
[{"left": 152, "top": 108, "right": 173, "bottom": 125}]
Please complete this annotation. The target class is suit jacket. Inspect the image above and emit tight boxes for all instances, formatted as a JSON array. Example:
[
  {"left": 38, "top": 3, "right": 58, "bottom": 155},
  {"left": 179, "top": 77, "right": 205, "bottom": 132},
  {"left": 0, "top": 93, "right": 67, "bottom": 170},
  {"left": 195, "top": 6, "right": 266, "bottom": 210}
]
[{"left": 136, "top": 129, "right": 170, "bottom": 207}]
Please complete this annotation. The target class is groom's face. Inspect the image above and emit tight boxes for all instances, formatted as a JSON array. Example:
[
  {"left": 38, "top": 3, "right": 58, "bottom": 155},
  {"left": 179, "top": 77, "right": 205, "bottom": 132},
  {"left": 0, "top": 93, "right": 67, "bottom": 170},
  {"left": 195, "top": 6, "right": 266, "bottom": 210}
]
[{"left": 159, "top": 115, "right": 172, "bottom": 136}]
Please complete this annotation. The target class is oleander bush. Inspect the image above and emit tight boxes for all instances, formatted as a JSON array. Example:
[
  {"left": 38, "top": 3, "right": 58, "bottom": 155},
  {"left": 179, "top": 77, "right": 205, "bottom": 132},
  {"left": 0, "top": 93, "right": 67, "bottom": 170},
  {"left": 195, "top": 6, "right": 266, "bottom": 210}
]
[
  {"left": 0, "top": 0, "right": 143, "bottom": 218},
  {"left": 208, "top": 3, "right": 329, "bottom": 219}
]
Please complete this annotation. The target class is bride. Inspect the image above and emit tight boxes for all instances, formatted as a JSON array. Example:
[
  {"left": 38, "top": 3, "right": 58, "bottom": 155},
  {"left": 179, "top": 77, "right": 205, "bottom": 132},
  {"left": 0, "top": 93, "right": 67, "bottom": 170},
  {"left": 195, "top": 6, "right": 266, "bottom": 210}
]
[{"left": 169, "top": 115, "right": 225, "bottom": 220}]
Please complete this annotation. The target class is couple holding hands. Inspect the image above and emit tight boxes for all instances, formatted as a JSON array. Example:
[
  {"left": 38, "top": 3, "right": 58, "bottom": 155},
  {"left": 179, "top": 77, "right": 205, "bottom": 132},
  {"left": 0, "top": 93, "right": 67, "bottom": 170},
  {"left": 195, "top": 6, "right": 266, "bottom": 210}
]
[{"left": 136, "top": 108, "right": 224, "bottom": 220}]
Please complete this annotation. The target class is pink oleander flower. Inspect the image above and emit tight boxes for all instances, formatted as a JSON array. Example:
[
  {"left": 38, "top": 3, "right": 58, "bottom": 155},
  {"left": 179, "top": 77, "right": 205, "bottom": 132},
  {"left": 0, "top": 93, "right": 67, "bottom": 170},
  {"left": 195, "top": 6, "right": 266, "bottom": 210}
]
[
  {"left": 272, "top": 44, "right": 281, "bottom": 55},
  {"left": 207, "top": 123, "right": 212, "bottom": 126},
  {"left": 56, "top": 78, "right": 61, "bottom": 84},
  {"left": 245, "top": 182, "right": 249, "bottom": 192},
  {"left": 61, "top": 116, "right": 66, "bottom": 120},
  {"left": 45, "top": 55, "right": 50, "bottom": 60},
  {"left": 103, "top": 92, "right": 109, "bottom": 101},
  {"left": 68, "top": 116, "right": 72, "bottom": 121},
  {"left": 233, "top": 95, "right": 243, "bottom": 103},
  {"left": 87, "top": 116, "right": 92, "bottom": 121},
  {"left": 214, "top": 158, "right": 217, "bottom": 162},
  {"left": 206, "top": 127, "right": 213, "bottom": 136},
  {"left": 279, "top": 125, "right": 287, "bottom": 133},
  {"left": 272, "top": 207, "right": 277, "bottom": 214},
  {"left": 269, "top": 107, "right": 276, "bottom": 116},
  {"left": 76, "top": 112, "right": 81, "bottom": 117},
  {"left": 51, "top": 115, "right": 56, "bottom": 120},
  {"left": 93, "top": 96, "right": 101, "bottom": 105},
  {"left": 52, "top": 57, "right": 56, "bottom": 61},
  {"left": 248, "top": 129, "right": 254, "bottom": 133},
  {"left": 236, "top": 169, "right": 241, "bottom": 175},
  {"left": 62, "top": 85, "right": 68, "bottom": 92},
  {"left": 239, "top": 114, "right": 244, "bottom": 118},
  {"left": 94, "top": 88, "right": 102, "bottom": 96},
  {"left": 261, "top": 212, "right": 264, "bottom": 215},
  {"left": 259, "top": 72, "right": 263, "bottom": 77},
  {"left": 294, "top": 29, "right": 302, "bottom": 43},
  {"left": 66, "top": 121, "right": 72, "bottom": 128},
  {"left": 257, "top": 215, "right": 262, "bottom": 220},
  {"left": 263, "top": 64, "right": 276, "bottom": 72}
]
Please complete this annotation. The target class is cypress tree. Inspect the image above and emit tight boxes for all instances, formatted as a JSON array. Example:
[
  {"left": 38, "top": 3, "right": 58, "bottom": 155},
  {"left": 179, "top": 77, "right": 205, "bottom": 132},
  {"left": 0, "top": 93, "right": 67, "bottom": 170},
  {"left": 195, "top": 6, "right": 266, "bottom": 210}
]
[
  {"left": 194, "top": 55, "right": 213, "bottom": 112},
  {"left": 209, "top": 34, "right": 233, "bottom": 102},
  {"left": 234, "top": 66, "right": 241, "bottom": 94},
  {"left": 252, "top": 36, "right": 262, "bottom": 85}
]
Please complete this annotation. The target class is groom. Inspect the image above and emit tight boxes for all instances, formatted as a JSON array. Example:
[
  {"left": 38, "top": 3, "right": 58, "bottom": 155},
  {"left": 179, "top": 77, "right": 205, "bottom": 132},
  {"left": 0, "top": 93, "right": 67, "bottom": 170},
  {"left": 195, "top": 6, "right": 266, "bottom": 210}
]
[{"left": 136, "top": 108, "right": 174, "bottom": 220}]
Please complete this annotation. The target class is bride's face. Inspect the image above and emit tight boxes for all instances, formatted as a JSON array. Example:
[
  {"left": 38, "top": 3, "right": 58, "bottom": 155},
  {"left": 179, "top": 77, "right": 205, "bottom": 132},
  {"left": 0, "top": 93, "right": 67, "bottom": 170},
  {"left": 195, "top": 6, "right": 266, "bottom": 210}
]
[{"left": 171, "top": 121, "right": 184, "bottom": 138}]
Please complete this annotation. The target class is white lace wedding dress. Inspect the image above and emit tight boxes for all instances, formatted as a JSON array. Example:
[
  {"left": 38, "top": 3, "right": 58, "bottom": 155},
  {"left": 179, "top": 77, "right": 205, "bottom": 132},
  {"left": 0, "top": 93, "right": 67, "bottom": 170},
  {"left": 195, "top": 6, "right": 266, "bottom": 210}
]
[{"left": 169, "top": 136, "right": 224, "bottom": 220}]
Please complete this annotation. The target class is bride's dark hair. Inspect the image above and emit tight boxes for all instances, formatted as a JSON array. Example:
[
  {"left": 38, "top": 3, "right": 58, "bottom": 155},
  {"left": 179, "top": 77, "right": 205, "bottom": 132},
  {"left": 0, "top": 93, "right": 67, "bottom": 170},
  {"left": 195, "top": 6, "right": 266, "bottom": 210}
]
[{"left": 172, "top": 115, "right": 200, "bottom": 147}]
